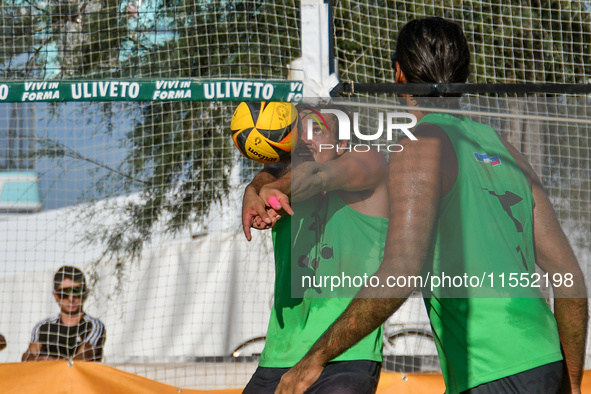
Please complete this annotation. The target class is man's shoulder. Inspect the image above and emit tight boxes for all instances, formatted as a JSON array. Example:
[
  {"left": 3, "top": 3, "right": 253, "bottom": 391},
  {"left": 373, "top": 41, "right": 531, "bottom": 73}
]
[
  {"left": 33, "top": 315, "right": 59, "bottom": 329},
  {"left": 82, "top": 314, "right": 106, "bottom": 335},
  {"left": 81, "top": 314, "right": 107, "bottom": 347},
  {"left": 337, "top": 148, "right": 388, "bottom": 189},
  {"left": 341, "top": 147, "right": 387, "bottom": 165},
  {"left": 31, "top": 315, "right": 60, "bottom": 338},
  {"left": 82, "top": 314, "right": 105, "bottom": 327}
]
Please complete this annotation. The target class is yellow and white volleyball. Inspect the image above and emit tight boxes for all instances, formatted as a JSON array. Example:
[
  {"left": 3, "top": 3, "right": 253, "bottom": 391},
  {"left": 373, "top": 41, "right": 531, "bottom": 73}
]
[{"left": 230, "top": 101, "right": 300, "bottom": 164}]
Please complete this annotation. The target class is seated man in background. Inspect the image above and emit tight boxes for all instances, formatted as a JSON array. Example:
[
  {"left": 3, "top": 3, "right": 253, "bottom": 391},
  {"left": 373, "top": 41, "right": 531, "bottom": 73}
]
[
  {"left": 242, "top": 105, "right": 389, "bottom": 394},
  {"left": 22, "top": 266, "right": 106, "bottom": 362}
]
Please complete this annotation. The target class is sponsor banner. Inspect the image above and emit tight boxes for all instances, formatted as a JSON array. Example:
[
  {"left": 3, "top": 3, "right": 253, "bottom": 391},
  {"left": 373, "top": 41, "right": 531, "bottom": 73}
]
[{"left": 0, "top": 79, "right": 304, "bottom": 103}]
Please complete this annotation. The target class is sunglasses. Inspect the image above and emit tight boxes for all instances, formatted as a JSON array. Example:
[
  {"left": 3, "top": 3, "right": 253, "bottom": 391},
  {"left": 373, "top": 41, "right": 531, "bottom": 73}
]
[{"left": 56, "top": 287, "right": 86, "bottom": 299}]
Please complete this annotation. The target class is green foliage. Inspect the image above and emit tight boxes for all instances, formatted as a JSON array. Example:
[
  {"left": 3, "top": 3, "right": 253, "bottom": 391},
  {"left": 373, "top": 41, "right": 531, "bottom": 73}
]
[
  {"left": 0, "top": 0, "right": 299, "bottom": 79},
  {"left": 334, "top": 0, "right": 591, "bottom": 84},
  {"left": 0, "top": 0, "right": 299, "bottom": 287}
]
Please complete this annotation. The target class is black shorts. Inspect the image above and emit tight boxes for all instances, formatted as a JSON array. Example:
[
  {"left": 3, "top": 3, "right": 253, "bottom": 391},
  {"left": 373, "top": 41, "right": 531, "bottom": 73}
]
[
  {"left": 243, "top": 360, "right": 381, "bottom": 394},
  {"left": 460, "top": 361, "right": 563, "bottom": 394}
]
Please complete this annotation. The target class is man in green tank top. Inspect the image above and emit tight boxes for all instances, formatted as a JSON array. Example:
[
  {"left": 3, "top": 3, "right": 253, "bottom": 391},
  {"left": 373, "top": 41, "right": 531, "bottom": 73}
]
[
  {"left": 241, "top": 105, "right": 390, "bottom": 394},
  {"left": 276, "top": 17, "right": 587, "bottom": 394}
]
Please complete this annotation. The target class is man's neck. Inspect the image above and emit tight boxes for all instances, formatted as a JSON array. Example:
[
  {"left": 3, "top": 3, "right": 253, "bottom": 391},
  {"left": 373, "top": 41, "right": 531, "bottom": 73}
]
[
  {"left": 408, "top": 108, "right": 426, "bottom": 123},
  {"left": 60, "top": 312, "right": 84, "bottom": 327}
]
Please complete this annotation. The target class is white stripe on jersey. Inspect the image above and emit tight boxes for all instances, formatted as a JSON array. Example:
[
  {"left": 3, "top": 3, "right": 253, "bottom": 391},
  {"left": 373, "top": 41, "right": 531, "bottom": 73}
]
[
  {"left": 83, "top": 315, "right": 105, "bottom": 347},
  {"left": 30, "top": 315, "right": 60, "bottom": 343}
]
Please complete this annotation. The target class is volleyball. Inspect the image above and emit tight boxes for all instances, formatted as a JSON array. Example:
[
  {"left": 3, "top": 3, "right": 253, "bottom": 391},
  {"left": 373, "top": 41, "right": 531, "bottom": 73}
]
[{"left": 230, "top": 101, "right": 300, "bottom": 164}]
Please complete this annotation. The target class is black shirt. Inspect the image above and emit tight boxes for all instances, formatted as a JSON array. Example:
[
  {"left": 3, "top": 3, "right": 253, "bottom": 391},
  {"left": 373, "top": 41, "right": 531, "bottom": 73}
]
[{"left": 31, "top": 314, "right": 106, "bottom": 361}]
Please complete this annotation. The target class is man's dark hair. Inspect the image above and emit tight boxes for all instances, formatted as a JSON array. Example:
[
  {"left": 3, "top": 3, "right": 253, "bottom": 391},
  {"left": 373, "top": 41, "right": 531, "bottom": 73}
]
[
  {"left": 296, "top": 103, "right": 354, "bottom": 139},
  {"left": 393, "top": 17, "right": 471, "bottom": 84},
  {"left": 53, "top": 266, "right": 87, "bottom": 293}
]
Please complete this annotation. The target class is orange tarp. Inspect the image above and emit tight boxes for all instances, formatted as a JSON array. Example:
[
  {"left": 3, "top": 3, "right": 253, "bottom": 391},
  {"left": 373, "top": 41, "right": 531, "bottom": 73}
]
[
  {"left": 377, "top": 372, "right": 445, "bottom": 393},
  {"left": 376, "top": 370, "right": 591, "bottom": 394},
  {"left": 2, "top": 361, "right": 591, "bottom": 393},
  {"left": 0, "top": 361, "right": 241, "bottom": 394}
]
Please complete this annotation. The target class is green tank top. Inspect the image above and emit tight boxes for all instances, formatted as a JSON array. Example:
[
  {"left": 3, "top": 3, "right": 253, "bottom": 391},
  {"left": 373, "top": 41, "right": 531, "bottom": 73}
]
[
  {"left": 260, "top": 191, "right": 388, "bottom": 368},
  {"left": 419, "top": 113, "right": 562, "bottom": 393}
]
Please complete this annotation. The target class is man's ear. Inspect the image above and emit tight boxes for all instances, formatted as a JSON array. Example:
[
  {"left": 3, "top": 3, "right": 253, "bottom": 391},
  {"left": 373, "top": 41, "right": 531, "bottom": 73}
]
[
  {"left": 336, "top": 139, "right": 348, "bottom": 156},
  {"left": 395, "top": 62, "right": 407, "bottom": 83},
  {"left": 52, "top": 291, "right": 59, "bottom": 303}
]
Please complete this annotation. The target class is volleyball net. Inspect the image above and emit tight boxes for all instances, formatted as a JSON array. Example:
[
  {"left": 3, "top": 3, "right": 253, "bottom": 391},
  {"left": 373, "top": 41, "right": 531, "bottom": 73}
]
[{"left": 0, "top": 0, "right": 590, "bottom": 391}]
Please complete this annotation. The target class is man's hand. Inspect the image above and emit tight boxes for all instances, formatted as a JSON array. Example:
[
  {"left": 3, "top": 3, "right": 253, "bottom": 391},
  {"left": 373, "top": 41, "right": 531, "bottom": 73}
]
[
  {"left": 74, "top": 342, "right": 99, "bottom": 361},
  {"left": 251, "top": 208, "right": 282, "bottom": 230},
  {"left": 22, "top": 341, "right": 60, "bottom": 362},
  {"left": 22, "top": 342, "right": 41, "bottom": 362},
  {"left": 260, "top": 184, "right": 293, "bottom": 216},
  {"left": 275, "top": 357, "right": 324, "bottom": 394},
  {"left": 242, "top": 185, "right": 274, "bottom": 241},
  {"left": 242, "top": 164, "right": 290, "bottom": 241}
]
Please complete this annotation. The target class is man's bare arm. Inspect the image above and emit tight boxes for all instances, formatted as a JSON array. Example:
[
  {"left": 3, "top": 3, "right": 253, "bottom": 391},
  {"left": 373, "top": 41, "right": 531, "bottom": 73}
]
[
  {"left": 73, "top": 342, "right": 100, "bottom": 361},
  {"left": 260, "top": 149, "right": 387, "bottom": 207},
  {"left": 275, "top": 126, "right": 447, "bottom": 394},
  {"left": 501, "top": 138, "right": 588, "bottom": 394},
  {"left": 291, "top": 149, "right": 387, "bottom": 202},
  {"left": 22, "top": 342, "right": 39, "bottom": 361},
  {"left": 533, "top": 175, "right": 587, "bottom": 394},
  {"left": 251, "top": 162, "right": 290, "bottom": 193},
  {"left": 22, "top": 342, "right": 51, "bottom": 362}
]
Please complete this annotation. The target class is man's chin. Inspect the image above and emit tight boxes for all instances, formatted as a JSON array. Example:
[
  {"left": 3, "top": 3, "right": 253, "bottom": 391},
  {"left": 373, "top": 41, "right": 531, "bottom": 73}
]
[
  {"left": 293, "top": 152, "right": 315, "bottom": 165},
  {"left": 62, "top": 307, "right": 82, "bottom": 315}
]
